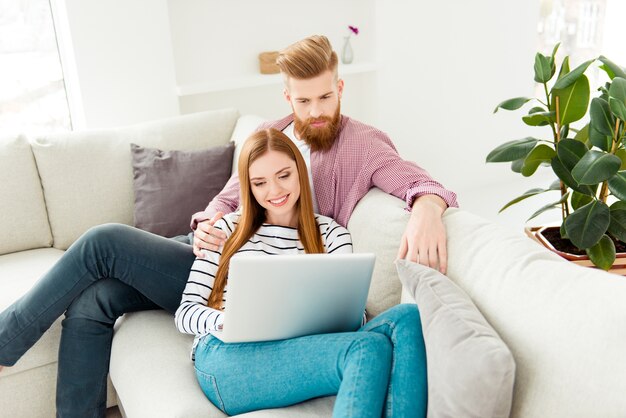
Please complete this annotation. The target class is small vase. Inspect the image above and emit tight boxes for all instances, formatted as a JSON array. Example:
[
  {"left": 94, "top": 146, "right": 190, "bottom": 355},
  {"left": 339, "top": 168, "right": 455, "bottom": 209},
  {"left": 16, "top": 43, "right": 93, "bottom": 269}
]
[{"left": 341, "top": 36, "right": 353, "bottom": 64}]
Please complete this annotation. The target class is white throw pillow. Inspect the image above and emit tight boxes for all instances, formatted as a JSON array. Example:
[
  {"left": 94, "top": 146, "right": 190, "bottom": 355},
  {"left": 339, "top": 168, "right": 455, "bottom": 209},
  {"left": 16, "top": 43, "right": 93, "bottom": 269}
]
[{"left": 396, "top": 259, "right": 516, "bottom": 418}]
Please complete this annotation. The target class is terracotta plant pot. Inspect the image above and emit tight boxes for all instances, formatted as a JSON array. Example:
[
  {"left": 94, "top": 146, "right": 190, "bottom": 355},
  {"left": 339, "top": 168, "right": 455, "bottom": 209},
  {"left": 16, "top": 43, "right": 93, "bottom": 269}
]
[{"left": 525, "top": 226, "right": 626, "bottom": 275}]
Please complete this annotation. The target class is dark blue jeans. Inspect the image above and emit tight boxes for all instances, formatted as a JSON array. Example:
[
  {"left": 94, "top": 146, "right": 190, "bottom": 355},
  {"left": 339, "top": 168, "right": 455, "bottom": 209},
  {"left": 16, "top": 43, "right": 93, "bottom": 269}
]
[{"left": 0, "top": 224, "right": 196, "bottom": 418}]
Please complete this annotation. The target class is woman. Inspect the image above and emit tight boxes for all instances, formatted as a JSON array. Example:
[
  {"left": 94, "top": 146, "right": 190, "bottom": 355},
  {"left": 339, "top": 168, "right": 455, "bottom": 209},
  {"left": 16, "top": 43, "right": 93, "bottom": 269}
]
[{"left": 176, "top": 129, "right": 427, "bottom": 417}]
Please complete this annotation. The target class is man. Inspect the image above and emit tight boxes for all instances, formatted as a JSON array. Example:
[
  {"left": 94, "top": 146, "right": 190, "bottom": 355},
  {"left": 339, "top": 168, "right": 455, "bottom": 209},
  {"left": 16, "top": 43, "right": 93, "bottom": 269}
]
[{"left": 192, "top": 35, "right": 457, "bottom": 273}]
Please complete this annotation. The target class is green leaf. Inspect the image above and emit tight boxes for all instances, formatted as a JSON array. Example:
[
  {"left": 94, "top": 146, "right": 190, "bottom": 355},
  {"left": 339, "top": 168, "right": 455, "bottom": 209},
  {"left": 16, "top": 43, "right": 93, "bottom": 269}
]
[
  {"left": 522, "top": 110, "right": 555, "bottom": 127},
  {"left": 511, "top": 158, "right": 524, "bottom": 173},
  {"left": 608, "top": 171, "right": 626, "bottom": 201},
  {"left": 572, "top": 151, "right": 621, "bottom": 185},
  {"left": 609, "top": 97, "right": 626, "bottom": 121},
  {"left": 599, "top": 83, "right": 610, "bottom": 101},
  {"left": 598, "top": 56, "right": 626, "bottom": 80},
  {"left": 534, "top": 53, "right": 553, "bottom": 83},
  {"left": 600, "top": 64, "right": 616, "bottom": 80},
  {"left": 527, "top": 192, "right": 569, "bottom": 222},
  {"left": 552, "top": 59, "right": 595, "bottom": 90},
  {"left": 493, "top": 97, "right": 532, "bottom": 113},
  {"left": 560, "top": 124, "right": 570, "bottom": 139},
  {"left": 561, "top": 222, "right": 568, "bottom": 239},
  {"left": 571, "top": 190, "right": 594, "bottom": 210},
  {"left": 549, "top": 179, "right": 562, "bottom": 190},
  {"left": 564, "top": 200, "right": 610, "bottom": 249},
  {"left": 610, "top": 201, "right": 626, "bottom": 210},
  {"left": 608, "top": 201, "right": 626, "bottom": 242},
  {"left": 557, "top": 138, "right": 588, "bottom": 170},
  {"left": 551, "top": 75, "right": 590, "bottom": 125},
  {"left": 521, "top": 145, "right": 557, "bottom": 176},
  {"left": 551, "top": 43, "right": 561, "bottom": 61},
  {"left": 499, "top": 188, "right": 550, "bottom": 213},
  {"left": 586, "top": 235, "right": 616, "bottom": 270},
  {"left": 609, "top": 77, "right": 626, "bottom": 103},
  {"left": 557, "top": 55, "right": 570, "bottom": 80},
  {"left": 590, "top": 98, "right": 615, "bottom": 137},
  {"left": 551, "top": 156, "right": 597, "bottom": 195},
  {"left": 574, "top": 123, "right": 591, "bottom": 148},
  {"left": 615, "top": 148, "right": 626, "bottom": 170},
  {"left": 589, "top": 125, "right": 612, "bottom": 152},
  {"left": 486, "top": 137, "right": 538, "bottom": 163}
]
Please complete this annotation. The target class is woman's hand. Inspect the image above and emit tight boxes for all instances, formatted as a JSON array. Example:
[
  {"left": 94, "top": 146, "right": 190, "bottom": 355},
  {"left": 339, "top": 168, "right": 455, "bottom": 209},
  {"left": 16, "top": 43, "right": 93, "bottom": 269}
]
[{"left": 193, "top": 212, "right": 227, "bottom": 258}]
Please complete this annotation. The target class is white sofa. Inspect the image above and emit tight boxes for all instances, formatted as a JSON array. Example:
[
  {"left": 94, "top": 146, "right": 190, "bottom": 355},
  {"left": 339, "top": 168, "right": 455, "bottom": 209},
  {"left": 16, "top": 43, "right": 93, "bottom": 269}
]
[{"left": 1, "top": 109, "right": 626, "bottom": 418}]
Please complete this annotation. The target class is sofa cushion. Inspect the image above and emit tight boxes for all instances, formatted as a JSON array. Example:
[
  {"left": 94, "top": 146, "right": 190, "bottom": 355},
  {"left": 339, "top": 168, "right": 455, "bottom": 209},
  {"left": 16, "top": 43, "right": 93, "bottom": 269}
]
[
  {"left": 0, "top": 135, "right": 52, "bottom": 255},
  {"left": 348, "top": 188, "right": 406, "bottom": 317},
  {"left": 131, "top": 142, "right": 235, "bottom": 237},
  {"left": 396, "top": 259, "right": 515, "bottom": 418},
  {"left": 110, "top": 310, "right": 335, "bottom": 418},
  {"left": 30, "top": 109, "right": 239, "bottom": 250},
  {"left": 236, "top": 396, "right": 334, "bottom": 417}
]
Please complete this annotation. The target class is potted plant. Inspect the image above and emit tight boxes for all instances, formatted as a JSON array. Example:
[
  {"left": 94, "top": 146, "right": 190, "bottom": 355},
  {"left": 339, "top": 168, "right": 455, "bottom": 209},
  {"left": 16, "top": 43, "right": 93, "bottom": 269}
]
[{"left": 488, "top": 43, "right": 626, "bottom": 271}]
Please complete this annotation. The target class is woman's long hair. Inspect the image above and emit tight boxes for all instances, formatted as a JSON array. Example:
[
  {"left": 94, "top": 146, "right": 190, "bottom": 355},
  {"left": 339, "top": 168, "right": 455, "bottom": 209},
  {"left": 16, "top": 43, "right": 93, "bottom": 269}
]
[{"left": 207, "top": 128, "right": 325, "bottom": 309}]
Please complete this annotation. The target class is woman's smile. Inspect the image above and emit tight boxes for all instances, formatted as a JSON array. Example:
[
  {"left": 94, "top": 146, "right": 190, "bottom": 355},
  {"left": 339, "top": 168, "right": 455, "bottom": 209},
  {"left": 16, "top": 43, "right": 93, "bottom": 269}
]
[{"left": 268, "top": 194, "right": 290, "bottom": 207}]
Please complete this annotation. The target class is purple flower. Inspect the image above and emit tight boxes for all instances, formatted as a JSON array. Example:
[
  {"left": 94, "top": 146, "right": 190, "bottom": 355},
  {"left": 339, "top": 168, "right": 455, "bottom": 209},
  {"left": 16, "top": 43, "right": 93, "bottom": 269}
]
[{"left": 348, "top": 25, "right": 359, "bottom": 36}]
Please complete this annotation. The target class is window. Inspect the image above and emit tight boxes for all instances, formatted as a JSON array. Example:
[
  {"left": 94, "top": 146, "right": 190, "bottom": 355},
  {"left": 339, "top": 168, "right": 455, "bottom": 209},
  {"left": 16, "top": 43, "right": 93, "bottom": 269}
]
[
  {"left": 577, "top": 1, "right": 601, "bottom": 48},
  {"left": 0, "top": 0, "right": 71, "bottom": 137},
  {"left": 537, "top": 0, "right": 607, "bottom": 63}
]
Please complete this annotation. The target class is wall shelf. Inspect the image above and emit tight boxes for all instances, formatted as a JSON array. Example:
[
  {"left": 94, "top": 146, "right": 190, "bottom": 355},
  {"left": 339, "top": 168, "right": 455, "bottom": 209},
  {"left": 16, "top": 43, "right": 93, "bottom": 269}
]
[{"left": 176, "top": 62, "right": 377, "bottom": 97}]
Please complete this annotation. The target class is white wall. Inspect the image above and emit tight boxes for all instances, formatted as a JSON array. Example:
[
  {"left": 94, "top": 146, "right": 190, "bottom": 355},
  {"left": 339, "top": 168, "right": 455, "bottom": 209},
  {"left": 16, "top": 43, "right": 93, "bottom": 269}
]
[
  {"left": 374, "top": 0, "right": 558, "bottom": 231},
  {"left": 57, "top": 0, "right": 179, "bottom": 129},
  {"left": 168, "top": 0, "right": 376, "bottom": 87},
  {"left": 168, "top": 0, "right": 378, "bottom": 122},
  {"left": 51, "top": 1, "right": 563, "bottom": 230}
]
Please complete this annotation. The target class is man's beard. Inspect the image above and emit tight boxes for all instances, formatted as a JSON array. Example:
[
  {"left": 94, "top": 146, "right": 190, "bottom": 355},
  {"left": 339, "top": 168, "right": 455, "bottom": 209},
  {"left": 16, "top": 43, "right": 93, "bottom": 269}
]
[{"left": 293, "top": 104, "right": 341, "bottom": 152}]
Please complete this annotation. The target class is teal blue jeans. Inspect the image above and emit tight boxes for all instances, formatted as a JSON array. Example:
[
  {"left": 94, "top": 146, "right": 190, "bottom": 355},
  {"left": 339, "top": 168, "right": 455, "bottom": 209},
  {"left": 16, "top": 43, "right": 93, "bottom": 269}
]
[{"left": 194, "top": 303, "right": 427, "bottom": 417}]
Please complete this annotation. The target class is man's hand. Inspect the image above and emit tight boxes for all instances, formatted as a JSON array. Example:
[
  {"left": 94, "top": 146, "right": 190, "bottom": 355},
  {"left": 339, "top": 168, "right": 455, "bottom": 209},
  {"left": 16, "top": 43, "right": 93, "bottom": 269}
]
[
  {"left": 396, "top": 195, "right": 448, "bottom": 274},
  {"left": 193, "top": 212, "right": 227, "bottom": 258}
]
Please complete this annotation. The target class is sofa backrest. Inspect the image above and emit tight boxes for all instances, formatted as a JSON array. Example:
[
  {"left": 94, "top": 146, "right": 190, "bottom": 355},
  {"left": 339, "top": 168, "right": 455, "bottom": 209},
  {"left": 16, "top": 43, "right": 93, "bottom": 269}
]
[
  {"left": 348, "top": 188, "right": 407, "bottom": 316},
  {"left": 227, "top": 114, "right": 267, "bottom": 174},
  {"left": 29, "top": 109, "right": 239, "bottom": 250},
  {"left": 0, "top": 135, "right": 53, "bottom": 255}
]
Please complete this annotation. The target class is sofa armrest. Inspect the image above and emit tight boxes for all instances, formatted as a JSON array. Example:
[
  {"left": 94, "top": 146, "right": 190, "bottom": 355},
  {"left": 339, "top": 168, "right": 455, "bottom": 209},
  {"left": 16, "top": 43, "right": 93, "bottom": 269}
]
[{"left": 442, "top": 208, "right": 626, "bottom": 417}]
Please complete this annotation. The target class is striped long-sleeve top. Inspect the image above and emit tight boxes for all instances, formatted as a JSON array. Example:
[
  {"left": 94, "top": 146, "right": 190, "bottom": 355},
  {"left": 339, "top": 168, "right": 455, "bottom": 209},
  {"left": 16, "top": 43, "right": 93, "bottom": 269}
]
[{"left": 174, "top": 212, "right": 353, "bottom": 348}]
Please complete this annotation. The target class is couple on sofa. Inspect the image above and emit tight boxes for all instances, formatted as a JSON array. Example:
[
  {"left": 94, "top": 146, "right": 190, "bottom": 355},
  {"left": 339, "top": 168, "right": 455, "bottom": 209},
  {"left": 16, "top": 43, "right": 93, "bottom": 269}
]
[{"left": 0, "top": 35, "right": 458, "bottom": 417}]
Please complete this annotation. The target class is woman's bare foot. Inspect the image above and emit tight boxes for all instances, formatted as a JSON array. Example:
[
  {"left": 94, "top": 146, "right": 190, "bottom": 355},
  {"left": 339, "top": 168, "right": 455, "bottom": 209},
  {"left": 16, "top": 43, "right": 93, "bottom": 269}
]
[{"left": 0, "top": 365, "right": 4, "bottom": 373}]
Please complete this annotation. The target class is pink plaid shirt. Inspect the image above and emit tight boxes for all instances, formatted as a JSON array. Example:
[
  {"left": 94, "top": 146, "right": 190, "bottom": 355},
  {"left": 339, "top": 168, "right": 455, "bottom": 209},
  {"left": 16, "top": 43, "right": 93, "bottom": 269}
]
[{"left": 191, "top": 114, "right": 458, "bottom": 229}]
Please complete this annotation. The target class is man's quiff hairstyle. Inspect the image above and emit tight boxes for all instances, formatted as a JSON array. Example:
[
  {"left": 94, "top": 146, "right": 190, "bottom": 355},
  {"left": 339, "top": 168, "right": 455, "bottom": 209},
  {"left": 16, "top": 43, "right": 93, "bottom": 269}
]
[{"left": 276, "top": 35, "right": 338, "bottom": 81}]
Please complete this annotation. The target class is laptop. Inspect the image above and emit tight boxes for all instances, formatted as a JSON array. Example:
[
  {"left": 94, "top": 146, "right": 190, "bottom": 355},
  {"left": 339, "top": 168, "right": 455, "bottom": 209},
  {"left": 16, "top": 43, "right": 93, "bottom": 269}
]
[{"left": 210, "top": 253, "right": 375, "bottom": 343}]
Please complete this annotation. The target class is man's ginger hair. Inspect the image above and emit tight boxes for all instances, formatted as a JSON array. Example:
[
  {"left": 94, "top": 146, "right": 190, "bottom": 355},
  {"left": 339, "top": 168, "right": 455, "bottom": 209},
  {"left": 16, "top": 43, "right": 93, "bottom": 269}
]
[{"left": 276, "top": 35, "right": 338, "bottom": 81}]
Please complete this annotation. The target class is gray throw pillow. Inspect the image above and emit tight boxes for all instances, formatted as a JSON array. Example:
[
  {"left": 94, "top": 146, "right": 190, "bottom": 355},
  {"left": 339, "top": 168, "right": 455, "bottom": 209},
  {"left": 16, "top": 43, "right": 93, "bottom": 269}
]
[
  {"left": 131, "top": 142, "right": 234, "bottom": 237},
  {"left": 395, "top": 259, "right": 515, "bottom": 418}
]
